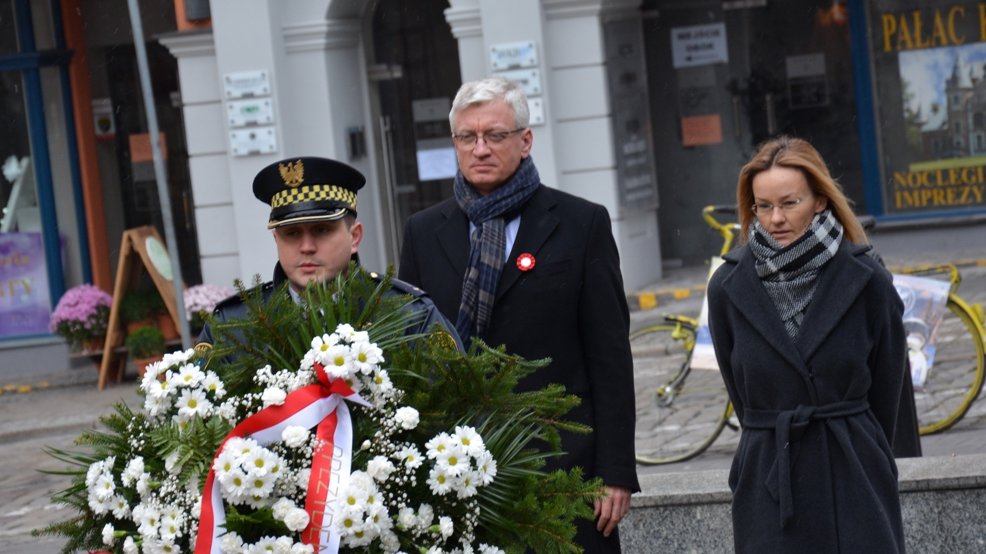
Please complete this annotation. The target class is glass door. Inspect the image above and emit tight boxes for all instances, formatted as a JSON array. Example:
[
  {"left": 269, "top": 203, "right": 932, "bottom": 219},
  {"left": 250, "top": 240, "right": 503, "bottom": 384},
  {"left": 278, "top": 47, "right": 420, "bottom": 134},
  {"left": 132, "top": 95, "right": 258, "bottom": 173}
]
[
  {"left": 644, "top": 1, "right": 864, "bottom": 264},
  {"left": 367, "top": 0, "right": 461, "bottom": 262}
]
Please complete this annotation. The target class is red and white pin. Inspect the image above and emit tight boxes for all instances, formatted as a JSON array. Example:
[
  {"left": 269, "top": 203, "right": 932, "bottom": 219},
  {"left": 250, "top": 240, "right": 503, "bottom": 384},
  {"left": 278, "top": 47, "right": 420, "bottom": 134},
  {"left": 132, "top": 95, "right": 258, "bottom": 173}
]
[{"left": 516, "top": 253, "right": 536, "bottom": 272}]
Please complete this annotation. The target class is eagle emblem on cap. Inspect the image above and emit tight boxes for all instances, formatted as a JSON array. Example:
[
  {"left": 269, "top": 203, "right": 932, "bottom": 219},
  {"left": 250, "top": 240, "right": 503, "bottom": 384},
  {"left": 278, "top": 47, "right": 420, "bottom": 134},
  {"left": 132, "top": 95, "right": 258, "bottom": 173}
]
[{"left": 278, "top": 160, "right": 305, "bottom": 187}]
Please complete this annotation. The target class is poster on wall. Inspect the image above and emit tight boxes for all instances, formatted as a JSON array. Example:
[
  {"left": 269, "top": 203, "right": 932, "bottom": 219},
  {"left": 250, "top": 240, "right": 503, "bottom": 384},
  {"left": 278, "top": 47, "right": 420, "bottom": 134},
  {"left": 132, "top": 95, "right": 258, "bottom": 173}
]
[
  {"left": 869, "top": 1, "right": 986, "bottom": 214},
  {"left": 0, "top": 232, "right": 51, "bottom": 337}
]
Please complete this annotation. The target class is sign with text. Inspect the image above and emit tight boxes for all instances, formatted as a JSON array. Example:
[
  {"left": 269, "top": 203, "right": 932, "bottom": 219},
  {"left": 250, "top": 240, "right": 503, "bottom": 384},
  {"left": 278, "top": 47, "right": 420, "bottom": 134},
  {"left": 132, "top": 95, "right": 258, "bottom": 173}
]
[
  {"left": 0, "top": 232, "right": 51, "bottom": 337},
  {"left": 670, "top": 23, "right": 728, "bottom": 68},
  {"left": 868, "top": 0, "right": 986, "bottom": 215}
]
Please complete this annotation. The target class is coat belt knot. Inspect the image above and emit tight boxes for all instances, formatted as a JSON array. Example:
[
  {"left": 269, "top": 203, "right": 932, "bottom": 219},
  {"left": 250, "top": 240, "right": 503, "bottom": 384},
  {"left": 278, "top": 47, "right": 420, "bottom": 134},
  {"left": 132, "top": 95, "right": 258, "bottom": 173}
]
[{"left": 743, "top": 399, "right": 870, "bottom": 529}]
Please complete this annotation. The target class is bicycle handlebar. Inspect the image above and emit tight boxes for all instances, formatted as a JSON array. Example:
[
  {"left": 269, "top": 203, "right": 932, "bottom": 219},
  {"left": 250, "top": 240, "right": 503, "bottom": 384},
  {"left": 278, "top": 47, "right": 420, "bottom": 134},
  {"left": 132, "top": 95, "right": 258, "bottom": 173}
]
[{"left": 702, "top": 205, "right": 741, "bottom": 255}]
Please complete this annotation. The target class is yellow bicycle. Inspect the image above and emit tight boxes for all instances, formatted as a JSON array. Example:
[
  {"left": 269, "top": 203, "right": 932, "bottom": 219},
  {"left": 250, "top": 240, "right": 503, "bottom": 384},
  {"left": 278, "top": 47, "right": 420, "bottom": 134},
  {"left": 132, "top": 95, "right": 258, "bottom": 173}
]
[
  {"left": 894, "top": 263, "right": 986, "bottom": 435},
  {"left": 632, "top": 206, "right": 738, "bottom": 465},
  {"left": 632, "top": 208, "right": 986, "bottom": 465}
]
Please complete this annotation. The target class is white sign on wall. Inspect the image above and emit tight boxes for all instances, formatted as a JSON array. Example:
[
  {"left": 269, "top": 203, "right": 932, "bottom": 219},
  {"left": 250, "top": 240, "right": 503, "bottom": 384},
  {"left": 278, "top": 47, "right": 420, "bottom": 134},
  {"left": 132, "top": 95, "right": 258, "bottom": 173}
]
[
  {"left": 224, "top": 70, "right": 271, "bottom": 99},
  {"left": 490, "top": 41, "right": 538, "bottom": 71},
  {"left": 230, "top": 127, "right": 277, "bottom": 157},
  {"left": 670, "top": 23, "right": 728, "bottom": 68},
  {"left": 227, "top": 98, "right": 274, "bottom": 127}
]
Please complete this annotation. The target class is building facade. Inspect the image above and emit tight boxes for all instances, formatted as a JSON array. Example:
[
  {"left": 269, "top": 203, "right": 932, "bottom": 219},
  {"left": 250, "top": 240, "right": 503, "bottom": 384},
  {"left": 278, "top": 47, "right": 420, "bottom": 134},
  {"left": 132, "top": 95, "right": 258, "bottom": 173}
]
[{"left": 2, "top": 0, "right": 985, "bottom": 366}]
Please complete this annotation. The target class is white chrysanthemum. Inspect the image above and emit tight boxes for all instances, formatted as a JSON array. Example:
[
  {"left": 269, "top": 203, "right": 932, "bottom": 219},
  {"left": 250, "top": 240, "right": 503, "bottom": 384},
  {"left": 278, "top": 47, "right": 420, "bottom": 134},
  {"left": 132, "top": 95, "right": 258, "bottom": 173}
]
[
  {"left": 439, "top": 516, "right": 454, "bottom": 539},
  {"left": 137, "top": 504, "right": 161, "bottom": 536},
  {"left": 201, "top": 371, "right": 226, "bottom": 398},
  {"left": 219, "top": 532, "right": 245, "bottom": 553},
  {"left": 283, "top": 507, "right": 310, "bottom": 532},
  {"left": 351, "top": 341, "right": 384, "bottom": 374},
  {"left": 144, "top": 393, "right": 172, "bottom": 417},
  {"left": 296, "top": 468, "right": 311, "bottom": 490},
  {"left": 213, "top": 449, "right": 238, "bottom": 479},
  {"left": 322, "top": 344, "right": 353, "bottom": 378},
  {"left": 246, "top": 471, "right": 276, "bottom": 498},
  {"left": 455, "top": 471, "right": 480, "bottom": 499},
  {"left": 397, "top": 506, "right": 417, "bottom": 529},
  {"left": 281, "top": 425, "right": 310, "bottom": 448},
  {"left": 164, "top": 451, "right": 182, "bottom": 474},
  {"left": 394, "top": 445, "right": 423, "bottom": 469},
  {"left": 261, "top": 386, "right": 287, "bottom": 407},
  {"left": 425, "top": 432, "right": 453, "bottom": 459},
  {"left": 160, "top": 348, "right": 194, "bottom": 368},
  {"left": 122, "top": 456, "right": 145, "bottom": 486},
  {"left": 174, "top": 363, "right": 205, "bottom": 387},
  {"left": 454, "top": 426, "right": 485, "bottom": 456},
  {"left": 226, "top": 437, "right": 258, "bottom": 460},
  {"left": 110, "top": 495, "right": 131, "bottom": 519},
  {"left": 122, "top": 536, "right": 138, "bottom": 554},
  {"left": 159, "top": 514, "right": 181, "bottom": 543},
  {"left": 244, "top": 448, "right": 280, "bottom": 477},
  {"left": 102, "top": 523, "right": 115, "bottom": 546},
  {"left": 290, "top": 543, "right": 315, "bottom": 553},
  {"left": 366, "top": 455, "right": 396, "bottom": 482},
  {"left": 417, "top": 503, "right": 435, "bottom": 528},
  {"left": 475, "top": 451, "right": 497, "bottom": 485},
  {"left": 93, "top": 473, "right": 116, "bottom": 501},
  {"left": 272, "top": 497, "right": 294, "bottom": 520},
  {"left": 427, "top": 466, "right": 453, "bottom": 496},
  {"left": 221, "top": 468, "right": 249, "bottom": 499},
  {"left": 436, "top": 445, "right": 470, "bottom": 477},
  {"left": 394, "top": 406, "right": 419, "bottom": 430},
  {"left": 478, "top": 544, "right": 505, "bottom": 554},
  {"left": 335, "top": 323, "right": 357, "bottom": 339},
  {"left": 369, "top": 369, "right": 394, "bottom": 396},
  {"left": 176, "top": 388, "right": 212, "bottom": 418}
]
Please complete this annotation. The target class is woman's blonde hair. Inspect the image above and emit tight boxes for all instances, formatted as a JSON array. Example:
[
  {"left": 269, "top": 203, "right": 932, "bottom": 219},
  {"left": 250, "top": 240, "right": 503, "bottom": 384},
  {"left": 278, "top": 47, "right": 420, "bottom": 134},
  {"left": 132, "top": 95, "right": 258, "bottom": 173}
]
[{"left": 736, "top": 135, "right": 867, "bottom": 245}]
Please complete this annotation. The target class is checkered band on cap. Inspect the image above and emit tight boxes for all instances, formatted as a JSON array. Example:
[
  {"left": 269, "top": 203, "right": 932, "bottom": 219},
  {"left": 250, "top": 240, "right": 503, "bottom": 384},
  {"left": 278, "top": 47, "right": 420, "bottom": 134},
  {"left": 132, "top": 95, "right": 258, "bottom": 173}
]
[{"left": 270, "top": 184, "right": 358, "bottom": 211}]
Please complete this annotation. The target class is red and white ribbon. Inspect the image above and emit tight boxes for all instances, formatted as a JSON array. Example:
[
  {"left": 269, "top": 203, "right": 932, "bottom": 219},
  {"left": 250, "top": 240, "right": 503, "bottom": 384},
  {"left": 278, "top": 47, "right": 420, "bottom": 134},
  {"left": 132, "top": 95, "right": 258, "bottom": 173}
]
[{"left": 195, "top": 363, "right": 368, "bottom": 553}]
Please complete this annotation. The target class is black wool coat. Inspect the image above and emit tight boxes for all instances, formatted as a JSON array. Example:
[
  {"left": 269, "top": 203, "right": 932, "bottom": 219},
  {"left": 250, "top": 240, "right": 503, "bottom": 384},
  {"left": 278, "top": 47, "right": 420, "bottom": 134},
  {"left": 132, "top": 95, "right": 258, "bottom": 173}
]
[
  {"left": 707, "top": 241, "right": 908, "bottom": 554},
  {"left": 398, "top": 185, "right": 639, "bottom": 552}
]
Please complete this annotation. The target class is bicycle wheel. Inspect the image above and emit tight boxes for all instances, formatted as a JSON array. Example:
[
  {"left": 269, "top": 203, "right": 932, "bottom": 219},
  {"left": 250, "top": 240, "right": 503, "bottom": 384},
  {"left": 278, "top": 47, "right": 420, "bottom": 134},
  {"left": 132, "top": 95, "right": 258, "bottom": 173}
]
[
  {"left": 632, "top": 323, "right": 732, "bottom": 464},
  {"left": 914, "top": 296, "right": 986, "bottom": 435}
]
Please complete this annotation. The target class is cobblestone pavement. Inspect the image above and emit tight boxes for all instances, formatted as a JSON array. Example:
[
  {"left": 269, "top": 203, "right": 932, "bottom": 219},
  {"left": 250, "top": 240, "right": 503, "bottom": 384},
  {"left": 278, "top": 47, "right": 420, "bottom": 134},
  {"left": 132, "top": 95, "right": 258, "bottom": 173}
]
[{"left": 1, "top": 221, "right": 983, "bottom": 551}]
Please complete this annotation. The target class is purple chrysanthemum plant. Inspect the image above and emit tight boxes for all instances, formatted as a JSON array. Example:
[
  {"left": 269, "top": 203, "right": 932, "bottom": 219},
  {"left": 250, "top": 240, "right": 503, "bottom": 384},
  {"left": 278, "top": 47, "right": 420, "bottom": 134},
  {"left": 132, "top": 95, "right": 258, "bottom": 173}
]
[{"left": 49, "top": 284, "right": 112, "bottom": 350}]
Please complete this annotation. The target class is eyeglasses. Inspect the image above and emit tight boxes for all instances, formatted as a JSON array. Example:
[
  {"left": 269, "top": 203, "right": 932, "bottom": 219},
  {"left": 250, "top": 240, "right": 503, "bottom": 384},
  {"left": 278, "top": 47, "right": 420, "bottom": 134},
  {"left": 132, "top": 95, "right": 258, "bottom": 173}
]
[
  {"left": 451, "top": 128, "right": 524, "bottom": 148},
  {"left": 751, "top": 196, "right": 809, "bottom": 215}
]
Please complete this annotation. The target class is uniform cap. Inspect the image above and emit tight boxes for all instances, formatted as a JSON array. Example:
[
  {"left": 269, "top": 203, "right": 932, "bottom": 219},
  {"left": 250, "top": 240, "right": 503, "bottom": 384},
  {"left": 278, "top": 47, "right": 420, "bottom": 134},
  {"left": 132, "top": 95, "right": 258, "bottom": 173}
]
[{"left": 253, "top": 156, "right": 365, "bottom": 229}]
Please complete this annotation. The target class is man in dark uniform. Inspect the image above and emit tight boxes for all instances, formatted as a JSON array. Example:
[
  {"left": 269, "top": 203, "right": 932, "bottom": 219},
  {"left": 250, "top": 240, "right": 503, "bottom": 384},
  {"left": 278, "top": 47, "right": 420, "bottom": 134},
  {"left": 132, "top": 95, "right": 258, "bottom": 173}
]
[{"left": 196, "top": 156, "right": 457, "bottom": 349}]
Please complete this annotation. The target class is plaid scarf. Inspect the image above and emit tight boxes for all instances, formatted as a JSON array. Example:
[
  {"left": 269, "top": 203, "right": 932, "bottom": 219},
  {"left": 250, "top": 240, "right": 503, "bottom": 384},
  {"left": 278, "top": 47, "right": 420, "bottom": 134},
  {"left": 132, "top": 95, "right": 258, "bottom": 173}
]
[
  {"left": 749, "top": 209, "right": 843, "bottom": 337},
  {"left": 453, "top": 156, "right": 540, "bottom": 342}
]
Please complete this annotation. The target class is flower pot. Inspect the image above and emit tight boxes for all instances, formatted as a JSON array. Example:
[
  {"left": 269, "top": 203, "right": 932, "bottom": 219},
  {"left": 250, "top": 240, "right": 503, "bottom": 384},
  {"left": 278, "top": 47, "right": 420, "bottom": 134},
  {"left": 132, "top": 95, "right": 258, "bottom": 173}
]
[
  {"left": 132, "top": 355, "right": 161, "bottom": 377},
  {"left": 82, "top": 335, "right": 106, "bottom": 354},
  {"left": 158, "top": 313, "right": 179, "bottom": 341},
  {"left": 126, "top": 318, "right": 154, "bottom": 335}
]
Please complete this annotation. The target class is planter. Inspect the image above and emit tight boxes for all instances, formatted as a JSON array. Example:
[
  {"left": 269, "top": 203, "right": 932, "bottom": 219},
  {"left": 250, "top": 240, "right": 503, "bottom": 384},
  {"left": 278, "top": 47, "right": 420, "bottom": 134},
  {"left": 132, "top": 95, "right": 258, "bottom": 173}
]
[
  {"left": 126, "top": 318, "right": 154, "bottom": 335},
  {"left": 158, "top": 313, "right": 179, "bottom": 340},
  {"left": 81, "top": 335, "right": 107, "bottom": 354},
  {"left": 132, "top": 355, "right": 161, "bottom": 377}
]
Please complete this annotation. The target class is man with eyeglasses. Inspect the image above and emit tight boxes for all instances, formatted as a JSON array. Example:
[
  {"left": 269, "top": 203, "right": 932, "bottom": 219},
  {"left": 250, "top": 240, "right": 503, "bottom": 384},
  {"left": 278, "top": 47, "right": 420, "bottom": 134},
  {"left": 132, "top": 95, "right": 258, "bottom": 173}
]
[{"left": 398, "top": 77, "right": 638, "bottom": 552}]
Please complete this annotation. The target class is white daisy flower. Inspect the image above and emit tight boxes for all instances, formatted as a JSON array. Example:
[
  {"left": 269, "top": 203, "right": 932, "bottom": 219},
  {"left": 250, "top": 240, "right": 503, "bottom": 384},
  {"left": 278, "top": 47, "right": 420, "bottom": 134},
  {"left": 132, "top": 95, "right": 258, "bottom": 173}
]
[
  {"left": 455, "top": 471, "right": 480, "bottom": 499},
  {"left": 323, "top": 344, "right": 353, "bottom": 378},
  {"left": 427, "top": 466, "right": 453, "bottom": 496},
  {"left": 175, "top": 363, "right": 205, "bottom": 387},
  {"left": 290, "top": 543, "right": 314, "bottom": 553},
  {"left": 247, "top": 472, "right": 276, "bottom": 498},
  {"left": 454, "top": 426, "right": 485, "bottom": 456},
  {"left": 436, "top": 445, "right": 470, "bottom": 477},
  {"left": 201, "top": 371, "right": 226, "bottom": 398},
  {"left": 243, "top": 448, "right": 279, "bottom": 477},
  {"left": 351, "top": 341, "right": 384, "bottom": 374},
  {"left": 176, "top": 388, "right": 212, "bottom": 418},
  {"left": 475, "top": 450, "right": 497, "bottom": 485},
  {"left": 394, "top": 445, "right": 423, "bottom": 469},
  {"left": 335, "top": 323, "right": 357, "bottom": 339},
  {"left": 425, "top": 432, "right": 453, "bottom": 459},
  {"left": 221, "top": 468, "right": 249, "bottom": 498},
  {"left": 213, "top": 449, "right": 238, "bottom": 479}
]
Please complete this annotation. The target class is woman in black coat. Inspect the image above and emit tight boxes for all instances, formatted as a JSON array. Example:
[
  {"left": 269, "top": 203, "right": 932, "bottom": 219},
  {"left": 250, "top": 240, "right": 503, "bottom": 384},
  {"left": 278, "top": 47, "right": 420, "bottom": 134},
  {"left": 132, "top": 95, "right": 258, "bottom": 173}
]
[{"left": 707, "top": 136, "right": 910, "bottom": 553}]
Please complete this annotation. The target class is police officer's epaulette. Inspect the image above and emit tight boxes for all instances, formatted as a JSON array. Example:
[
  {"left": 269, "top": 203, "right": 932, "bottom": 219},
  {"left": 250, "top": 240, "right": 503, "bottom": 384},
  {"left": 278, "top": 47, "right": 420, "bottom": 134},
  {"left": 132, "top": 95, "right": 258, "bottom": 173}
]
[
  {"left": 211, "top": 281, "right": 276, "bottom": 313},
  {"left": 368, "top": 272, "right": 427, "bottom": 298}
]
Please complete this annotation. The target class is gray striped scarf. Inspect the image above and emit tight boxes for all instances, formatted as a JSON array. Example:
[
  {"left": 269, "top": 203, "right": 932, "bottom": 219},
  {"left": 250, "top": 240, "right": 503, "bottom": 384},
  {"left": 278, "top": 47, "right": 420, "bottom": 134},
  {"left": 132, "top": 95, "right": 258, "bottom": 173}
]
[
  {"left": 453, "top": 156, "right": 540, "bottom": 343},
  {"left": 750, "top": 209, "right": 843, "bottom": 337}
]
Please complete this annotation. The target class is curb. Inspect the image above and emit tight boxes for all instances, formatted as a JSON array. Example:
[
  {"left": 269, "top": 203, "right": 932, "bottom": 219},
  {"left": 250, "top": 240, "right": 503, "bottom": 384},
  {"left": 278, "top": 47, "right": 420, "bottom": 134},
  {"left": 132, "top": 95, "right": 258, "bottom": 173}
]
[{"left": 627, "top": 258, "right": 986, "bottom": 313}]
